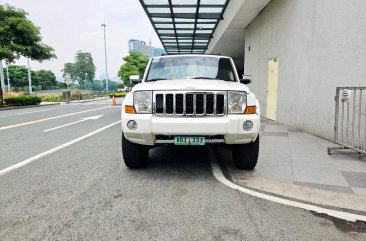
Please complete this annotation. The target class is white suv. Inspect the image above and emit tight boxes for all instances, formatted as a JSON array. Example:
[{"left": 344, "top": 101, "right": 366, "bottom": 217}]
[{"left": 121, "top": 55, "right": 260, "bottom": 169}]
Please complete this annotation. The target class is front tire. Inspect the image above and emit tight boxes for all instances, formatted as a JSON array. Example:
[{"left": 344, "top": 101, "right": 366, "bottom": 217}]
[
  {"left": 122, "top": 133, "right": 149, "bottom": 168},
  {"left": 232, "top": 135, "right": 259, "bottom": 170}
]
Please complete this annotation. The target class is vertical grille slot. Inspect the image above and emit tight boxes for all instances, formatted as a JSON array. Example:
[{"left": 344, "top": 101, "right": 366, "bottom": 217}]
[
  {"left": 154, "top": 92, "right": 226, "bottom": 116},
  {"left": 196, "top": 94, "right": 204, "bottom": 115},
  {"left": 206, "top": 94, "right": 214, "bottom": 115},
  {"left": 156, "top": 94, "right": 164, "bottom": 114},
  {"left": 165, "top": 94, "right": 174, "bottom": 114},
  {"left": 175, "top": 94, "right": 184, "bottom": 114},
  {"left": 186, "top": 94, "right": 194, "bottom": 114},
  {"left": 216, "top": 94, "right": 225, "bottom": 115}
]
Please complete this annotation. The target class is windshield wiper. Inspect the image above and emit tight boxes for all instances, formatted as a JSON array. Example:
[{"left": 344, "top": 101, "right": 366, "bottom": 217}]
[
  {"left": 147, "top": 78, "right": 169, "bottom": 82},
  {"left": 190, "top": 77, "right": 217, "bottom": 80}
]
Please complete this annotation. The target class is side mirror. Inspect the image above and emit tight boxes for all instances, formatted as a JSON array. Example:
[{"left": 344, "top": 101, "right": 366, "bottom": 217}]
[
  {"left": 240, "top": 79, "right": 252, "bottom": 84},
  {"left": 129, "top": 75, "right": 141, "bottom": 84},
  {"left": 240, "top": 75, "right": 252, "bottom": 84}
]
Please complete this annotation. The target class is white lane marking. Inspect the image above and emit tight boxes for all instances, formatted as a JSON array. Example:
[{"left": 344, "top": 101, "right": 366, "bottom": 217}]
[
  {"left": 43, "top": 120, "right": 85, "bottom": 132},
  {"left": 0, "top": 106, "right": 111, "bottom": 131},
  {"left": 208, "top": 149, "right": 366, "bottom": 222},
  {"left": 0, "top": 120, "right": 121, "bottom": 177},
  {"left": 43, "top": 115, "right": 104, "bottom": 132},
  {"left": 18, "top": 108, "right": 53, "bottom": 115}
]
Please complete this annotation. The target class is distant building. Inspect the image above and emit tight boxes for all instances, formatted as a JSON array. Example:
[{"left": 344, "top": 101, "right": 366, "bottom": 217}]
[{"left": 128, "top": 39, "right": 166, "bottom": 58}]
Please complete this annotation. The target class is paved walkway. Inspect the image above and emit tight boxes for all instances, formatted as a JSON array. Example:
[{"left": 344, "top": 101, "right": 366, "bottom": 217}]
[
  {"left": 218, "top": 118, "right": 366, "bottom": 213},
  {"left": 255, "top": 118, "right": 366, "bottom": 196}
]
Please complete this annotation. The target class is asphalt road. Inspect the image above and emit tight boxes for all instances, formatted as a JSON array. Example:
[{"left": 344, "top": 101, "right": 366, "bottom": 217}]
[{"left": 0, "top": 100, "right": 365, "bottom": 240}]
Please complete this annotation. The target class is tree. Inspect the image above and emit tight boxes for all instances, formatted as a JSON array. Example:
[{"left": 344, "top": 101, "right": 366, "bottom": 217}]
[
  {"left": 56, "top": 82, "right": 67, "bottom": 89},
  {"left": 6, "top": 65, "right": 58, "bottom": 90},
  {"left": 105, "top": 80, "right": 118, "bottom": 91},
  {"left": 117, "top": 51, "right": 149, "bottom": 86},
  {"left": 62, "top": 62, "right": 77, "bottom": 81},
  {"left": 0, "top": 4, "right": 56, "bottom": 104},
  {"left": 33, "top": 69, "right": 57, "bottom": 89},
  {"left": 116, "top": 83, "right": 125, "bottom": 89},
  {"left": 7, "top": 65, "right": 28, "bottom": 90},
  {"left": 62, "top": 51, "right": 96, "bottom": 88}
]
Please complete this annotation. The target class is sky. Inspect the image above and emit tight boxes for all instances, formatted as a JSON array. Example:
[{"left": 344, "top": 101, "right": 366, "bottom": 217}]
[{"left": 3, "top": 0, "right": 163, "bottom": 81}]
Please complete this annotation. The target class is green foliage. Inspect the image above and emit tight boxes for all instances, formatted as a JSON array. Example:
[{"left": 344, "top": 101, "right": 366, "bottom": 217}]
[
  {"left": 6, "top": 65, "right": 58, "bottom": 90},
  {"left": 117, "top": 51, "right": 149, "bottom": 86},
  {"left": 32, "top": 69, "right": 57, "bottom": 89},
  {"left": 4, "top": 95, "right": 42, "bottom": 106},
  {"left": 62, "top": 62, "right": 76, "bottom": 80},
  {"left": 116, "top": 83, "right": 125, "bottom": 89},
  {"left": 69, "top": 91, "right": 99, "bottom": 101},
  {"left": 106, "top": 80, "right": 118, "bottom": 91},
  {"left": 0, "top": 4, "right": 56, "bottom": 62},
  {"left": 87, "top": 79, "right": 118, "bottom": 91},
  {"left": 7, "top": 65, "right": 28, "bottom": 89},
  {"left": 39, "top": 95, "right": 62, "bottom": 102},
  {"left": 108, "top": 92, "right": 127, "bottom": 97},
  {"left": 62, "top": 51, "right": 96, "bottom": 87},
  {"left": 57, "top": 82, "right": 67, "bottom": 89},
  {"left": 71, "top": 91, "right": 83, "bottom": 100},
  {"left": 88, "top": 80, "right": 104, "bottom": 91}
]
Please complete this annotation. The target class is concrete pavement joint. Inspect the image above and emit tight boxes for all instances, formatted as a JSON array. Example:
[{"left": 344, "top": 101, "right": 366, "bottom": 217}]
[
  {"left": 208, "top": 148, "right": 366, "bottom": 222},
  {"left": 0, "top": 120, "right": 121, "bottom": 177}
]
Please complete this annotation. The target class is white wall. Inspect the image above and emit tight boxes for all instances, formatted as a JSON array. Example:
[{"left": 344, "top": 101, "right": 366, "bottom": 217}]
[{"left": 244, "top": 0, "right": 366, "bottom": 140}]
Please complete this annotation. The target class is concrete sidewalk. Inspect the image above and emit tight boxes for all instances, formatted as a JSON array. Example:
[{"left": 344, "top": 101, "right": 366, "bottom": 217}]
[
  {"left": 256, "top": 118, "right": 366, "bottom": 196},
  {"left": 217, "top": 118, "right": 366, "bottom": 213}
]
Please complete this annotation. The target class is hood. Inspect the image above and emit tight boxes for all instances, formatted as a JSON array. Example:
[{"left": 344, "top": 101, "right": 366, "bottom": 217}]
[{"left": 132, "top": 79, "right": 250, "bottom": 92}]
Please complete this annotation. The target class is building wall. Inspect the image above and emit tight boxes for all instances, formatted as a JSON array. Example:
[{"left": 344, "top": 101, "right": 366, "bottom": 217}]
[
  {"left": 244, "top": 0, "right": 366, "bottom": 140},
  {"left": 128, "top": 39, "right": 166, "bottom": 58}
]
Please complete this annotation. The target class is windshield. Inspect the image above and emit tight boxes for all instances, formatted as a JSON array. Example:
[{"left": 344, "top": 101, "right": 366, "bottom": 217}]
[{"left": 146, "top": 56, "right": 237, "bottom": 82}]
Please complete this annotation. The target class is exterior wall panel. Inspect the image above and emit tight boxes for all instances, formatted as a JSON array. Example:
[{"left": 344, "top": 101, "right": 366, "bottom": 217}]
[{"left": 244, "top": 0, "right": 366, "bottom": 140}]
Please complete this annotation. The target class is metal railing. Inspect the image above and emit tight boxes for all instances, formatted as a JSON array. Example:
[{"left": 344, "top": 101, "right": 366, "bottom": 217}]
[
  {"left": 328, "top": 87, "right": 366, "bottom": 155},
  {"left": 62, "top": 91, "right": 108, "bottom": 103}
]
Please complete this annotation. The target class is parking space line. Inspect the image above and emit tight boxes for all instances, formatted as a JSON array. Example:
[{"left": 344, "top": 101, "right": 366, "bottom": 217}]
[
  {"left": 208, "top": 148, "right": 366, "bottom": 222},
  {"left": 0, "top": 106, "right": 112, "bottom": 131},
  {"left": 0, "top": 120, "right": 121, "bottom": 177}
]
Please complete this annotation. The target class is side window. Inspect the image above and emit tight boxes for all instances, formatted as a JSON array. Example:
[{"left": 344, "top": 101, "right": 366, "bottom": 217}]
[
  {"left": 216, "top": 58, "right": 236, "bottom": 81},
  {"left": 228, "top": 71, "right": 234, "bottom": 81}
]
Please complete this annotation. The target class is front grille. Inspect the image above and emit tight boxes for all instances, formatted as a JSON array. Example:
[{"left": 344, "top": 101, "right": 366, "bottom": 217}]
[{"left": 154, "top": 92, "right": 226, "bottom": 116}]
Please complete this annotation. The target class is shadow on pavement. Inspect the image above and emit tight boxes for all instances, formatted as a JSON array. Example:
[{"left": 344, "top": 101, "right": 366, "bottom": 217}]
[
  {"left": 122, "top": 146, "right": 217, "bottom": 183},
  {"left": 147, "top": 146, "right": 210, "bottom": 170}
]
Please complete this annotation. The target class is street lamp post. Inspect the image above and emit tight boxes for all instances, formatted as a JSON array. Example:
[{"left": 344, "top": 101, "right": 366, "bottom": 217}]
[
  {"left": 101, "top": 23, "right": 109, "bottom": 92},
  {"left": 6, "top": 63, "right": 10, "bottom": 92},
  {"left": 27, "top": 58, "right": 32, "bottom": 94},
  {"left": 0, "top": 60, "right": 5, "bottom": 94},
  {"left": 84, "top": 72, "right": 87, "bottom": 91}
]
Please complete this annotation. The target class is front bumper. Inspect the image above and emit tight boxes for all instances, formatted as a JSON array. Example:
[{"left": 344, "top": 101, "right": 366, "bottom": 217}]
[{"left": 122, "top": 114, "right": 260, "bottom": 146}]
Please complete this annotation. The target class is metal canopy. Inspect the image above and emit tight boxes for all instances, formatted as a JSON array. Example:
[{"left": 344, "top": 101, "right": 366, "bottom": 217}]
[{"left": 139, "top": 0, "right": 230, "bottom": 55}]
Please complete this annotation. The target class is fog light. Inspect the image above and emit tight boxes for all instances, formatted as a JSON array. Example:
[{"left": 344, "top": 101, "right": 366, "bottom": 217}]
[
  {"left": 243, "top": 121, "right": 253, "bottom": 131},
  {"left": 127, "top": 120, "right": 137, "bottom": 130}
]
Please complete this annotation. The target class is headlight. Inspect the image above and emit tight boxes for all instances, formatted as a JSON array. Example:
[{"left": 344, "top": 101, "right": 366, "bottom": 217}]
[
  {"left": 228, "top": 91, "right": 247, "bottom": 114},
  {"left": 134, "top": 91, "right": 152, "bottom": 113}
]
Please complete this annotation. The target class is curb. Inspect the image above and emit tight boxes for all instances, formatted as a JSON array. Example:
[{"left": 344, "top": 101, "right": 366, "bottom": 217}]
[
  {"left": 209, "top": 148, "right": 366, "bottom": 222},
  {"left": 0, "top": 102, "right": 60, "bottom": 111}
]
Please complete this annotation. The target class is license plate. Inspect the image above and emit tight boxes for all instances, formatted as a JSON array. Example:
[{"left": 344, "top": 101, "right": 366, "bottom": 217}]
[{"left": 174, "top": 136, "right": 205, "bottom": 146}]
